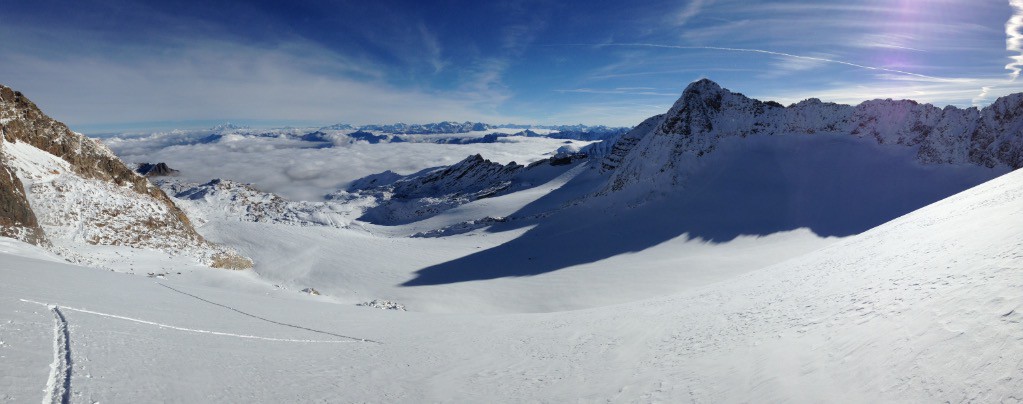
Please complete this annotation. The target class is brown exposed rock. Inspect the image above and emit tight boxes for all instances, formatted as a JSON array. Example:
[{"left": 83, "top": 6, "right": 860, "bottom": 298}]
[
  {"left": 0, "top": 85, "right": 196, "bottom": 229},
  {"left": 0, "top": 159, "right": 45, "bottom": 244},
  {"left": 210, "top": 253, "right": 255, "bottom": 270},
  {"left": 0, "top": 84, "right": 251, "bottom": 269}
]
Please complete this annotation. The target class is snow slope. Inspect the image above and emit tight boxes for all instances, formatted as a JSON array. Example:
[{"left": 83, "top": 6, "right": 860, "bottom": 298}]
[
  {"left": 156, "top": 131, "right": 1001, "bottom": 314},
  {"left": 1, "top": 164, "right": 1020, "bottom": 402}
]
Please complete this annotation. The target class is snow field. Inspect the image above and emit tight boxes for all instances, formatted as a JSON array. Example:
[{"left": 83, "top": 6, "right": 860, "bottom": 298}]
[{"left": 0, "top": 167, "right": 1019, "bottom": 402}]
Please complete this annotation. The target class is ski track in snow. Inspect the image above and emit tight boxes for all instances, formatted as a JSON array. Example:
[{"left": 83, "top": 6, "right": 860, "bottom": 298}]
[
  {"left": 156, "top": 283, "right": 382, "bottom": 344},
  {"left": 43, "top": 305, "right": 71, "bottom": 404},
  {"left": 20, "top": 299, "right": 363, "bottom": 344}
]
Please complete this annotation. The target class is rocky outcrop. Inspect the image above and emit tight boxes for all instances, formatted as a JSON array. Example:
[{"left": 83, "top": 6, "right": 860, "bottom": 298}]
[
  {"left": 136, "top": 162, "right": 180, "bottom": 177},
  {"left": 390, "top": 154, "right": 524, "bottom": 199},
  {"left": 0, "top": 84, "right": 251, "bottom": 269},
  {"left": 603, "top": 79, "right": 1023, "bottom": 193},
  {"left": 347, "top": 154, "right": 580, "bottom": 225},
  {"left": 0, "top": 159, "right": 44, "bottom": 244}
]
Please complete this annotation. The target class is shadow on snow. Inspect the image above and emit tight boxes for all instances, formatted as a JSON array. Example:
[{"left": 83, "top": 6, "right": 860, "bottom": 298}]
[{"left": 403, "top": 135, "right": 1004, "bottom": 286}]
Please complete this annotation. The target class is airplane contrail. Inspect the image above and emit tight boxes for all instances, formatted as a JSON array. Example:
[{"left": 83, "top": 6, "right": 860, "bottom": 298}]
[{"left": 553, "top": 42, "right": 954, "bottom": 82}]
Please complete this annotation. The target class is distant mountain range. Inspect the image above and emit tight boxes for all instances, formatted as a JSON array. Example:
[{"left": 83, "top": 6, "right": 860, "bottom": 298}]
[
  {"left": 343, "top": 79, "right": 1020, "bottom": 233},
  {"left": 3, "top": 78, "right": 1021, "bottom": 268},
  {"left": 315, "top": 121, "right": 629, "bottom": 136},
  {"left": 107, "top": 123, "right": 631, "bottom": 149}
]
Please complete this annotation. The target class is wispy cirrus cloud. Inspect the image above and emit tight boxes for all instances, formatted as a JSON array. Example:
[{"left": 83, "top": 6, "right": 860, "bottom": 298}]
[
  {"left": 1005, "top": 0, "right": 1023, "bottom": 80},
  {"left": 418, "top": 23, "right": 447, "bottom": 73},
  {"left": 0, "top": 36, "right": 520, "bottom": 131},
  {"left": 675, "top": 0, "right": 711, "bottom": 26},
  {"left": 555, "top": 88, "right": 679, "bottom": 96}
]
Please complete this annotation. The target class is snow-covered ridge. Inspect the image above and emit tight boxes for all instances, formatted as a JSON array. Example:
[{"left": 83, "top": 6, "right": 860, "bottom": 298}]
[
  {"left": 345, "top": 154, "right": 585, "bottom": 225},
  {"left": 317, "top": 121, "right": 628, "bottom": 136},
  {"left": 356, "top": 121, "right": 490, "bottom": 134},
  {"left": 605, "top": 79, "right": 1023, "bottom": 193},
  {"left": 163, "top": 178, "right": 371, "bottom": 228},
  {"left": 0, "top": 84, "right": 251, "bottom": 269}
]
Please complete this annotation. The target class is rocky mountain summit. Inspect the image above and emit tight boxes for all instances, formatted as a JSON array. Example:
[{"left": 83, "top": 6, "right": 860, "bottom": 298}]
[
  {"left": 603, "top": 79, "right": 1022, "bottom": 194},
  {"left": 0, "top": 84, "right": 251, "bottom": 269},
  {"left": 340, "top": 79, "right": 1018, "bottom": 236}
]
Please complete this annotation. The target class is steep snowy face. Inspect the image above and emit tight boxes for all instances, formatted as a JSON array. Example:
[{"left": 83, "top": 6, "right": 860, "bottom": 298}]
[
  {"left": 605, "top": 79, "right": 787, "bottom": 193},
  {"left": 603, "top": 79, "right": 1023, "bottom": 195},
  {"left": 0, "top": 84, "right": 251, "bottom": 269},
  {"left": 971, "top": 93, "right": 1023, "bottom": 168},
  {"left": 597, "top": 114, "right": 664, "bottom": 173}
]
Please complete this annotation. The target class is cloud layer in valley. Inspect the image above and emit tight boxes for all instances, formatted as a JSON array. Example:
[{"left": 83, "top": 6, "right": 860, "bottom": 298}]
[{"left": 103, "top": 130, "right": 580, "bottom": 201}]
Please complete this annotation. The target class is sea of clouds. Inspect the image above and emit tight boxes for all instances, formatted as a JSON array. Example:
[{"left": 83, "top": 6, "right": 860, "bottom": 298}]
[{"left": 100, "top": 129, "right": 588, "bottom": 201}]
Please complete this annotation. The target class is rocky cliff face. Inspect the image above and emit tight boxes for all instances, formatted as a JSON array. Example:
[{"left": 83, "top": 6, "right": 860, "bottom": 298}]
[
  {"left": 346, "top": 154, "right": 585, "bottom": 225},
  {"left": 346, "top": 154, "right": 525, "bottom": 225},
  {"left": 389, "top": 154, "right": 524, "bottom": 199},
  {"left": 0, "top": 84, "right": 251, "bottom": 269},
  {"left": 603, "top": 79, "right": 1023, "bottom": 194},
  {"left": 0, "top": 157, "right": 44, "bottom": 244}
]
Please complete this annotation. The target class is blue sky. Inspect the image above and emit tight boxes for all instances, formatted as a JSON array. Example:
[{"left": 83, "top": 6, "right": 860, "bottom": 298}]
[{"left": 2, "top": 0, "right": 1022, "bottom": 132}]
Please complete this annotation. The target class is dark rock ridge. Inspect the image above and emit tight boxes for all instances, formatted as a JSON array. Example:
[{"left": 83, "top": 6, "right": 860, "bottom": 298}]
[
  {"left": 547, "top": 127, "right": 630, "bottom": 141},
  {"left": 313, "top": 122, "right": 631, "bottom": 139},
  {"left": 301, "top": 130, "right": 398, "bottom": 144},
  {"left": 0, "top": 84, "right": 251, "bottom": 269},
  {"left": 348, "top": 154, "right": 582, "bottom": 225},
  {"left": 136, "top": 162, "right": 180, "bottom": 177},
  {"left": 421, "top": 130, "right": 545, "bottom": 145},
  {"left": 388, "top": 154, "right": 524, "bottom": 199},
  {"left": 604, "top": 79, "right": 1023, "bottom": 193}
]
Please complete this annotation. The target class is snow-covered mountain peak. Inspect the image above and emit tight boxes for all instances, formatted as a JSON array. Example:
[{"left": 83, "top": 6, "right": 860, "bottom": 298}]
[
  {"left": 601, "top": 79, "right": 1023, "bottom": 197},
  {"left": 680, "top": 77, "right": 724, "bottom": 96}
]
